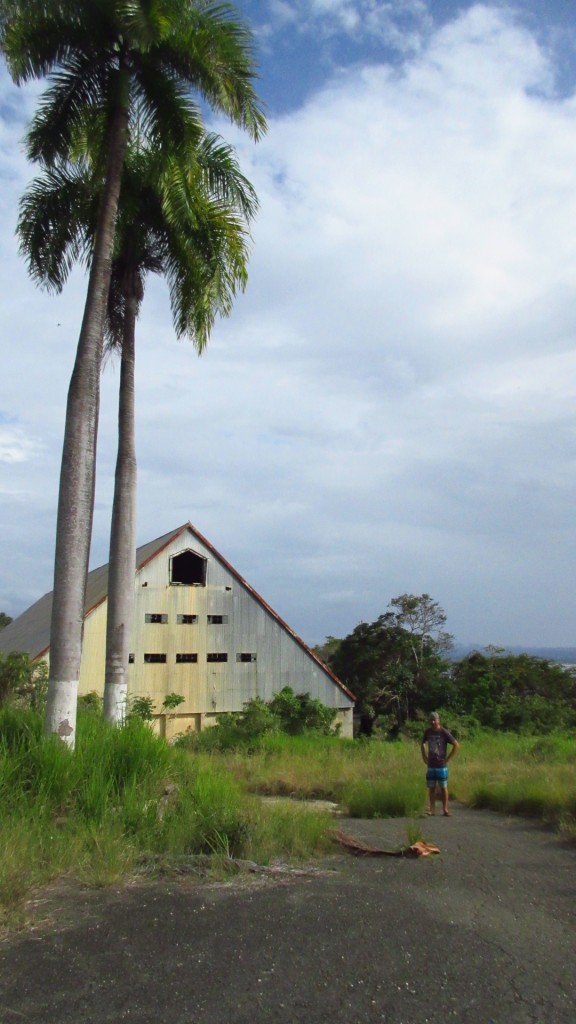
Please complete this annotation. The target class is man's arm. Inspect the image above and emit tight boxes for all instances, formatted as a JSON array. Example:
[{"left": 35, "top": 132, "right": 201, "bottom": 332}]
[
  {"left": 446, "top": 739, "right": 460, "bottom": 762},
  {"left": 421, "top": 740, "right": 428, "bottom": 764}
]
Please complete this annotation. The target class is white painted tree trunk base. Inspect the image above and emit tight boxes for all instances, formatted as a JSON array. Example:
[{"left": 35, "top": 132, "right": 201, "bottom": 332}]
[
  {"left": 44, "top": 680, "right": 79, "bottom": 749},
  {"left": 103, "top": 682, "right": 128, "bottom": 726}
]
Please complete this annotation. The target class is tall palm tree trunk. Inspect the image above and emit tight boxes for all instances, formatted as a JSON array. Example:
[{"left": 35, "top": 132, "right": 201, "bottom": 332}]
[
  {"left": 45, "top": 78, "right": 129, "bottom": 747},
  {"left": 103, "top": 286, "right": 138, "bottom": 724}
]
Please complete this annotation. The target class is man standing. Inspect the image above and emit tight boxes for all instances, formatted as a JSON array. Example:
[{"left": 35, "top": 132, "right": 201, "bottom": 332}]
[{"left": 421, "top": 712, "right": 460, "bottom": 816}]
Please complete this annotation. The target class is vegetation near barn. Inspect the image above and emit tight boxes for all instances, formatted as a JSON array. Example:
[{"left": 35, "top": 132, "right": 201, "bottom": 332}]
[
  {"left": 1, "top": 693, "right": 575, "bottom": 930},
  {"left": 1, "top": 592, "right": 575, "bottom": 932},
  {"left": 315, "top": 594, "right": 576, "bottom": 737}
]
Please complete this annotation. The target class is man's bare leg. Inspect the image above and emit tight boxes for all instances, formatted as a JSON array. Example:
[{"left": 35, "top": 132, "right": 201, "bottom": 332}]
[{"left": 441, "top": 786, "right": 451, "bottom": 816}]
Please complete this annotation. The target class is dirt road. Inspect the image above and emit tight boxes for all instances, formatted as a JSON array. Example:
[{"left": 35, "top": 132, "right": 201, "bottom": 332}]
[{"left": 0, "top": 805, "right": 574, "bottom": 1024}]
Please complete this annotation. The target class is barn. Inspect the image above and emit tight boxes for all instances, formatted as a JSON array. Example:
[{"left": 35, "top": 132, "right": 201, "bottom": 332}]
[{"left": 0, "top": 523, "right": 354, "bottom": 738}]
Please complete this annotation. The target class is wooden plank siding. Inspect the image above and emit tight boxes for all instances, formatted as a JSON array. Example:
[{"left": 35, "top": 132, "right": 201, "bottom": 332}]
[{"left": 73, "top": 525, "right": 354, "bottom": 737}]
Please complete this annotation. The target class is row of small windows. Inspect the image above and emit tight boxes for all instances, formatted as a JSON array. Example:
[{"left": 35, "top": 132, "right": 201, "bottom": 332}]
[
  {"left": 144, "top": 614, "right": 228, "bottom": 625},
  {"left": 136, "top": 652, "right": 257, "bottom": 664}
]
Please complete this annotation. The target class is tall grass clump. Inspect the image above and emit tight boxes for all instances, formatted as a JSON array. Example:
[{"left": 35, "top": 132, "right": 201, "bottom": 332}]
[
  {"left": 341, "top": 775, "right": 423, "bottom": 818},
  {"left": 4, "top": 703, "right": 575, "bottom": 931},
  {"left": 197, "top": 732, "right": 425, "bottom": 813},
  {"left": 248, "top": 803, "right": 335, "bottom": 863},
  {"left": 143, "top": 764, "right": 251, "bottom": 859},
  {"left": 73, "top": 713, "right": 174, "bottom": 824},
  {"left": 451, "top": 730, "right": 576, "bottom": 836},
  {"left": 0, "top": 708, "right": 338, "bottom": 929},
  {"left": 199, "top": 732, "right": 363, "bottom": 800}
]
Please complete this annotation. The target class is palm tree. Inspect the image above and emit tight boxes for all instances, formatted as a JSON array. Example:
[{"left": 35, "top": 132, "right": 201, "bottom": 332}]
[
  {"left": 18, "top": 136, "right": 258, "bottom": 724},
  {"left": 103, "top": 140, "right": 256, "bottom": 723},
  {"left": 2, "top": 0, "right": 266, "bottom": 746}
]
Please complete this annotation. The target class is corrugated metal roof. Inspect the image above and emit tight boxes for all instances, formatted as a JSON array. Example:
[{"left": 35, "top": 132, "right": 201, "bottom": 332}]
[
  {"left": 0, "top": 527, "right": 182, "bottom": 661},
  {"left": 0, "top": 590, "right": 53, "bottom": 660},
  {"left": 0, "top": 523, "right": 354, "bottom": 700}
]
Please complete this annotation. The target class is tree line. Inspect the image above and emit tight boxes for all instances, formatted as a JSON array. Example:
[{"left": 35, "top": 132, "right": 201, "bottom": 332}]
[{"left": 314, "top": 594, "right": 576, "bottom": 735}]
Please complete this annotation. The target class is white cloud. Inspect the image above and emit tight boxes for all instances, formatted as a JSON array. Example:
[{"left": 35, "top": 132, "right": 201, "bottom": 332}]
[
  {"left": 1, "top": 6, "right": 576, "bottom": 647},
  {"left": 0, "top": 426, "right": 41, "bottom": 464},
  {"left": 257, "top": 0, "right": 432, "bottom": 49}
]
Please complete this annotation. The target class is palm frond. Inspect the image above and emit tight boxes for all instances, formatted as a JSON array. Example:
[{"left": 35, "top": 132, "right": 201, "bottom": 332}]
[
  {"left": 17, "top": 164, "right": 96, "bottom": 290},
  {"left": 196, "top": 133, "right": 258, "bottom": 220},
  {"left": 104, "top": 258, "right": 146, "bottom": 354},
  {"left": 0, "top": 0, "right": 115, "bottom": 82},
  {"left": 131, "top": 55, "right": 204, "bottom": 153},
  {"left": 9, "top": 0, "right": 262, "bottom": 356},
  {"left": 150, "top": 2, "right": 267, "bottom": 140},
  {"left": 25, "top": 52, "right": 115, "bottom": 165},
  {"left": 1, "top": 1, "right": 85, "bottom": 82}
]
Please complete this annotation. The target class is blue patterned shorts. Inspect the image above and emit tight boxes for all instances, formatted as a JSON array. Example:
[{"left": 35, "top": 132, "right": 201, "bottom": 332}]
[{"left": 426, "top": 767, "right": 448, "bottom": 789}]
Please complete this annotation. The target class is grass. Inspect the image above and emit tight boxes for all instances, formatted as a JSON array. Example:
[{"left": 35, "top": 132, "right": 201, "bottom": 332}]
[
  {"left": 2, "top": 710, "right": 575, "bottom": 930},
  {"left": 0, "top": 710, "right": 339, "bottom": 931},
  {"left": 341, "top": 776, "right": 422, "bottom": 818},
  {"left": 452, "top": 730, "right": 576, "bottom": 839},
  {"left": 207, "top": 733, "right": 420, "bottom": 804},
  {"left": 205, "top": 729, "right": 576, "bottom": 836}
]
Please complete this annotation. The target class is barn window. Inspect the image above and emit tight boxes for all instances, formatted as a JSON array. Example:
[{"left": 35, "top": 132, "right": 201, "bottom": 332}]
[
  {"left": 207, "top": 615, "right": 228, "bottom": 625},
  {"left": 170, "top": 550, "right": 207, "bottom": 586},
  {"left": 128, "top": 653, "right": 134, "bottom": 664},
  {"left": 177, "top": 614, "right": 198, "bottom": 625},
  {"left": 236, "top": 653, "right": 257, "bottom": 663},
  {"left": 144, "top": 653, "right": 167, "bottom": 663},
  {"left": 207, "top": 653, "right": 228, "bottom": 663},
  {"left": 145, "top": 613, "right": 168, "bottom": 624},
  {"left": 176, "top": 653, "right": 198, "bottom": 663}
]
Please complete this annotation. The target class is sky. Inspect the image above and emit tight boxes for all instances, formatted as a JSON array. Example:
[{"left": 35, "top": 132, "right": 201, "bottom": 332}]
[{"left": 1, "top": 0, "right": 576, "bottom": 649}]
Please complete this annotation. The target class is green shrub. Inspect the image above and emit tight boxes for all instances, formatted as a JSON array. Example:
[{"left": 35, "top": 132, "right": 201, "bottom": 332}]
[
  {"left": 78, "top": 691, "right": 102, "bottom": 713},
  {"left": 269, "top": 687, "right": 338, "bottom": 735},
  {"left": 176, "top": 689, "right": 338, "bottom": 753},
  {"left": 127, "top": 695, "right": 156, "bottom": 721},
  {"left": 0, "top": 654, "right": 47, "bottom": 711},
  {"left": 162, "top": 693, "right": 185, "bottom": 711}
]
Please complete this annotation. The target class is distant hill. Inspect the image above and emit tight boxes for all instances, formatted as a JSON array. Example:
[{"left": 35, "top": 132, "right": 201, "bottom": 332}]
[{"left": 448, "top": 644, "right": 576, "bottom": 665}]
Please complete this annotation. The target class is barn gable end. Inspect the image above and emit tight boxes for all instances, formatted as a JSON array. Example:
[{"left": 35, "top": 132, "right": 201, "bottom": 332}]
[{"left": 0, "top": 523, "right": 354, "bottom": 737}]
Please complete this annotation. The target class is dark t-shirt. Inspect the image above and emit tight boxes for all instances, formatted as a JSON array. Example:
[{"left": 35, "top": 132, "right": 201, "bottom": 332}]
[{"left": 422, "top": 726, "right": 457, "bottom": 768}]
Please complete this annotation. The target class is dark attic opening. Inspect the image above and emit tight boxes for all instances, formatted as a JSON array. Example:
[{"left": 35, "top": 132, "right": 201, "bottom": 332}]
[{"left": 170, "top": 549, "right": 207, "bottom": 586}]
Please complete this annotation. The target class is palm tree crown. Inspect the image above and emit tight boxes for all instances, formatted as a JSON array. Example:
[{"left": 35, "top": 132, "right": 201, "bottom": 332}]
[{"left": 2, "top": 0, "right": 266, "bottom": 164}]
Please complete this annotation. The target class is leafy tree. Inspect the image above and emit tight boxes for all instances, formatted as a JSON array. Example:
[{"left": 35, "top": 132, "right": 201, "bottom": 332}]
[
  {"left": 162, "top": 693, "right": 185, "bottom": 712},
  {"left": 2, "top": 0, "right": 266, "bottom": 746},
  {"left": 328, "top": 595, "right": 453, "bottom": 734},
  {"left": 0, "top": 613, "right": 13, "bottom": 631},
  {"left": 328, "top": 616, "right": 408, "bottom": 732},
  {"left": 388, "top": 593, "right": 454, "bottom": 671},
  {"left": 312, "top": 636, "right": 342, "bottom": 665},
  {"left": 450, "top": 650, "right": 576, "bottom": 732},
  {"left": 223, "top": 697, "right": 280, "bottom": 744},
  {"left": 127, "top": 695, "right": 156, "bottom": 722}
]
